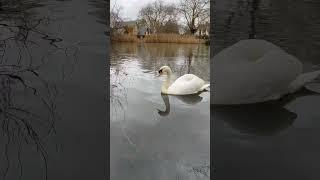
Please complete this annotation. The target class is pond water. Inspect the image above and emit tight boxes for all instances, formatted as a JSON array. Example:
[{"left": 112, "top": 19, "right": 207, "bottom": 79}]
[
  {"left": 212, "top": 0, "right": 320, "bottom": 179},
  {"left": 110, "top": 43, "right": 210, "bottom": 179},
  {"left": 0, "top": 0, "right": 107, "bottom": 179}
]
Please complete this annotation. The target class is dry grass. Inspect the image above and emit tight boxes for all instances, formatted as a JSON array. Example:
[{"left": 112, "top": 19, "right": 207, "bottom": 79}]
[
  {"left": 111, "top": 33, "right": 206, "bottom": 44},
  {"left": 144, "top": 33, "right": 205, "bottom": 43},
  {"left": 111, "top": 34, "right": 138, "bottom": 42}
]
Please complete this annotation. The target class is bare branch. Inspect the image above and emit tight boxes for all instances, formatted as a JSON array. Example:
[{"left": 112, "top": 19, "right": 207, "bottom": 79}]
[{"left": 179, "top": 0, "right": 209, "bottom": 34}]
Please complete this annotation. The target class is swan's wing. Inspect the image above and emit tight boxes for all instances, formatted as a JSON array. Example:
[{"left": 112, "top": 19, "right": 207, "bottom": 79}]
[
  {"left": 168, "top": 74, "right": 205, "bottom": 95},
  {"left": 214, "top": 39, "right": 283, "bottom": 65},
  {"left": 212, "top": 46, "right": 302, "bottom": 104}
]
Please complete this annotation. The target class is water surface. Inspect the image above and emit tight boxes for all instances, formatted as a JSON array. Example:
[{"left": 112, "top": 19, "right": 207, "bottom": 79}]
[
  {"left": 0, "top": 0, "right": 107, "bottom": 179},
  {"left": 111, "top": 43, "right": 210, "bottom": 180},
  {"left": 212, "top": 0, "right": 320, "bottom": 179}
]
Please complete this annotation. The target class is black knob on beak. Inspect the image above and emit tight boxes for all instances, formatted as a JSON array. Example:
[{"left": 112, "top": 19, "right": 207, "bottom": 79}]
[{"left": 158, "top": 69, "right": 162, "bottom": 73}]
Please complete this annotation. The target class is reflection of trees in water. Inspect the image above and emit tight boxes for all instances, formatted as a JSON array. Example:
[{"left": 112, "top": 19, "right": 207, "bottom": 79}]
[
  {"left": 225, "top": 0, "right": 260, "bottom": 39},
  {"left": 216, "top": 0, "right": 320, "bottom": 63},
  {"left": 88, "top": 0, "right": 109, "bottom": 36},
  {"left": 110, "top": 46, "right": 138, "bottom": 147},
  {"left": 0, "top": 73, "right": 57, "bottom": 180},
  {"left": 111, "top": 43, "right": 209, "bottom": 81},
  {"left": 110, "top": 43, "right": 209, "bottom": 123},
  {"left": 248, "top": 0, "right": 259, "bottom": 38},
  {"left": 177, "top": 45, "right": 210, "bottom": 81},
  {"left": 110, "top": 45, "right": 129, "bottom": 122},
  {"left": 0, "top": 1, "right": 78, "bottom": 179},
  {"left": 110, "top": 43, "right": 210, "bottom": 179}
]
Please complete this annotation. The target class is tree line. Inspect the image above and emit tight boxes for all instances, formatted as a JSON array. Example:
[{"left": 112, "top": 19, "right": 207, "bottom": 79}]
[{"left": 110, "top": 0, "right": 209, "bottom": 36}]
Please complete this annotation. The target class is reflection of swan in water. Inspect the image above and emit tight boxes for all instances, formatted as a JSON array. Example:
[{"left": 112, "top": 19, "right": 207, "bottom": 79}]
[
  {"left": 157, "top": 94, "right": 170, "bottom": 116},
  {"left": 212, "top": 104, "right": 296, "bottom": 135},
  {"left": 212, "top": 39, "right": 320, "bottom": 105},
  {"left": 174, "top": 93, "right": 203, "bottom": 104},
  {"left": 212, "top": 87, "right": 320, "bottom": 135},
  {"left": 157, "top": 93, "right": 203, "bottom": 116},
  {"left": 158, "top": 66, "right": 210, "bottom": 95}
]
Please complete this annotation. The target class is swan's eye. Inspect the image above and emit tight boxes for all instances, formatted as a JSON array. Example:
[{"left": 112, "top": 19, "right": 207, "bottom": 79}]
[{"left": 159, "top": 69, "right": 162, "bottom": 73}]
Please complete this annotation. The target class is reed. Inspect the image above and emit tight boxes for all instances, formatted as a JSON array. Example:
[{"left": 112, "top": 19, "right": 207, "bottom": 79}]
[
  {"left": 111, "top": 34, "right": 138, "bottom": 42},
  {"left": 144, "top": 33, "right": 204, "bottom": 44},
  {"left": 111, "top": 33, "right": 206, "bottom": 44}
]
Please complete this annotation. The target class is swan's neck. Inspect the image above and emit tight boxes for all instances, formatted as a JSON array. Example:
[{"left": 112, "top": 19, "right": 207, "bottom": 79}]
[{"left": 161, "top": 71, "right": 172, "bottom": 94}]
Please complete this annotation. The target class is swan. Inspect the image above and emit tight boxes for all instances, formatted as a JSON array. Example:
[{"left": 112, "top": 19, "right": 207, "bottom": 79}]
[
  {"left": 158, "top": 66, "right": 209, "bottom": 95},
  {"left": 212, "top": 39, "right": 320, "bottom": 105}
]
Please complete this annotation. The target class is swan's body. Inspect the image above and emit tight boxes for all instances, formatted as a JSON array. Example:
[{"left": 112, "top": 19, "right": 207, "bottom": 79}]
[
  {"left": 158, "top": 66, "right": 209, "bottom": 95},
  {"left": 212, "top": 39, "right": 320, "bottom": 105}
]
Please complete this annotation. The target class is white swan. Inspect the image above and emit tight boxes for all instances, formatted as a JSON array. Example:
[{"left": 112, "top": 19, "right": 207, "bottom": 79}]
[
  {"left": 212, "top": 39, "right": 320, "bottom": 105},
  {"left": 158, "top": 66, "right": 209, "bottom": 95}
]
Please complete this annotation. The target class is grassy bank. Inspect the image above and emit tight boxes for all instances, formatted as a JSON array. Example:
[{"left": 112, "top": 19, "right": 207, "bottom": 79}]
[{"left": 111, "top": 33, "right": 207, "bottom": 44}]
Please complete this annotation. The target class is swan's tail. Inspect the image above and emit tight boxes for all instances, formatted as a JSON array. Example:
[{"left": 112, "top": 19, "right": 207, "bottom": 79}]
[
  {"left": 289, "top": 70, "right": 320, "bottom": 93},
  {"left": 200, "top": 83, "right": 210, "bottom": 91}
]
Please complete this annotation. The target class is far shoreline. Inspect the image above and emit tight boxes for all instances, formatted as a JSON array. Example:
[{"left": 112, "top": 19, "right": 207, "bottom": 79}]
[{"left": 111, "top": 33, "right": 210, "bottom": 45}]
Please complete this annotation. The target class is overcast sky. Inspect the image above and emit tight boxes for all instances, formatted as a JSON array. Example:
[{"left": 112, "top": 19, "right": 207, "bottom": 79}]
[{"left": 111, "top": 0, "right": 179, "bottom": 20}]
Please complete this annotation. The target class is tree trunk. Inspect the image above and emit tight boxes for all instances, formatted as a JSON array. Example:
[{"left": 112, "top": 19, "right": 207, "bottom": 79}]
[{"left": 190, "top": 28, "right": 196, "bottom": 35}]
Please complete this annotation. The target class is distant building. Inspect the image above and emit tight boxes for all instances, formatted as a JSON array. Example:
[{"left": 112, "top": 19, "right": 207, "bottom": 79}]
[
  {"left": 195, "top": 22, "right": 210, "bottom": 38},
  {"left": 118, "top": 20, "right": 150, "bottom": 38},
  {"left": 122, "top": 21, "right": 138, "bottom": 35},
  {"left": 137, "top": 27, "right": 147, "bottom": 38}
]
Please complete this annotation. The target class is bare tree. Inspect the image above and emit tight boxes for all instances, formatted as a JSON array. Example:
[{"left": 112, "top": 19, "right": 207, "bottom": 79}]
[
  {"left": 160, "top": 20, "right": 180, "bottom": 34},
  {"left": 139, "top": 1, "right": 178, "bottom": 34},
  {"left": 110, "top": 1, "right": 124, "bottom": 34},
  {"left": 179, "top": 0, "right": 209, "bottom": 35}
]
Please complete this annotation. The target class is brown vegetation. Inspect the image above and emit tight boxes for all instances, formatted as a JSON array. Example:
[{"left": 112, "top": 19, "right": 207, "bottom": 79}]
[
  {"left": 111, "top": 33, "right": 206, "bottom": 44},
  {"left": 111, "top": 34, "right": 137, "bottom": 42}
]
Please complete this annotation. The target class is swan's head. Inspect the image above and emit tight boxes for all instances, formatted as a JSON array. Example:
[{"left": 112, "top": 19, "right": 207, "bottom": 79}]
[{"left": 158, "top": 66, "right": 172, "bottom": 75}]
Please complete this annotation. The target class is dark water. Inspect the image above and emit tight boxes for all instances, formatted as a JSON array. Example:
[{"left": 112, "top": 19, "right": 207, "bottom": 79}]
[
  {"left": 0, "top": 0, "right": 107, "bottom": 179},
  {"left": 110, "top": 43, "right": 210, "bottom": 179},
  {"left": 213, "top": 0, "right": 320, "bottom": 67},
  {"left": 212, "top": 0, "right": 320, "bottom": 179}
]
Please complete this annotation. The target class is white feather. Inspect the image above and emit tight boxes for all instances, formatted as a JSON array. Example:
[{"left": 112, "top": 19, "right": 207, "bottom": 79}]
[
  {"left": 212, "top": 39, "right": 320, "bottom": 105},
  {"left": 159, "top": 66, "right": 209, "bottom": 95}
]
